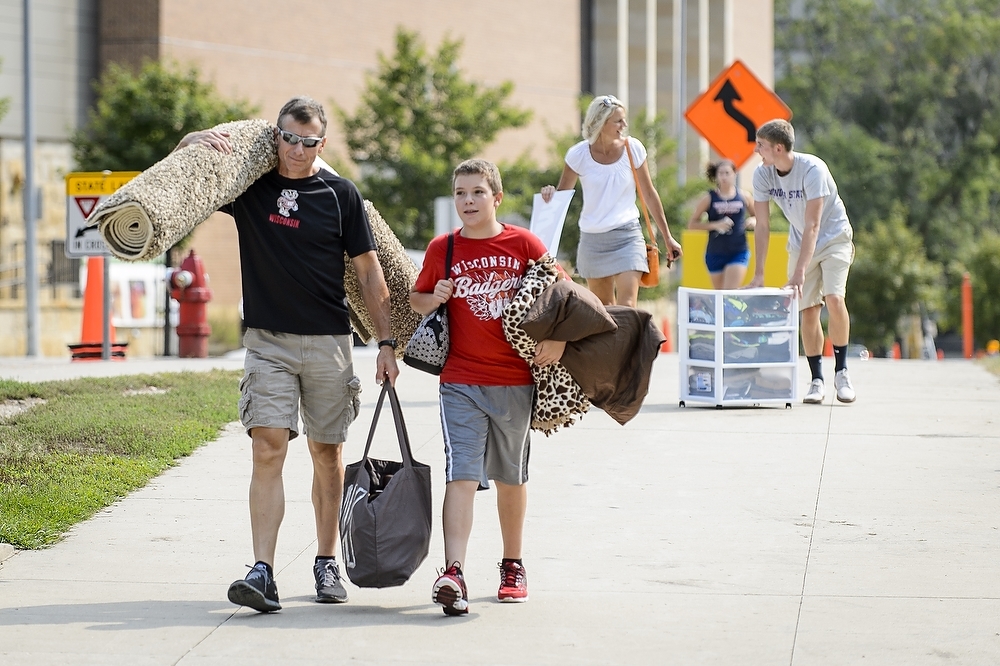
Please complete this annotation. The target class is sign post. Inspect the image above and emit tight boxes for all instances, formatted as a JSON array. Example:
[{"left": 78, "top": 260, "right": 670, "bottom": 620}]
[
  {"left": 684, "top": 60, "right": 792, "bottom": 169},
  {"left": 65, "top": 172, "right": 139, "bottom": 360}
]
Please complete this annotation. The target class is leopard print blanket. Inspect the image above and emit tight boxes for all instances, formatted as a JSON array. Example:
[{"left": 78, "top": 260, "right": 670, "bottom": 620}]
[{"left": 502, "top": 255, "right": 590, "bottom": 435}]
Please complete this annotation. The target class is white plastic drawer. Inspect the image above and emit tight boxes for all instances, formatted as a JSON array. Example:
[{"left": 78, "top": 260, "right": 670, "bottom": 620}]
[
  {"left": 722, "top": 293, "right": 795, "bottom": 328},
  {"left": 686, "top": 292, "right": 716, "bottom": 325},
  {"left": 722, "top": 367, "right": 794, "bottom": 401},
  {"left": 685, "top": 365, "right": 715, "bottom": 397},
  {"left": 687, "top": 330, "right": 715, "bottom": 362},
  {"left": 723, "top": 330, "right": 795, "bottom": 364}
]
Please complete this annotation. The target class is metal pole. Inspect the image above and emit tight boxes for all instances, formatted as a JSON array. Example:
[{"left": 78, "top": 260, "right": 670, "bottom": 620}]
[
  {"left": 102, "top": 256, "right": 111, "bottom": 360},
  {"left": 698, "top": 0, "right": 709, "bottom": 166},
  {"left": 646, "top": 0, "right": 656, "bottom": 119},
  {"left": 723, "top": 0, "right": 733, "bottom": 66},
  {"left": 676, "top": 0, "right": 687, "bottom": 185},
  {"left": 22, "top": 0, "right": 40, "bottom": 356},
  {"left": 618, "top": 0, "right": 629, "bottom": 108},
  {"left": 164, "top": 250, "right": 172, "bottom": 356}
]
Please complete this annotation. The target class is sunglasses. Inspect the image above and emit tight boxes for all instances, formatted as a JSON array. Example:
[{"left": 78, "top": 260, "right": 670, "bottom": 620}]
[
  {"left": 599, "top": 95, "right": 622, "bottom": 108},
  {"left": 278, "top": 129, "right": 324, "bottom": 148}
]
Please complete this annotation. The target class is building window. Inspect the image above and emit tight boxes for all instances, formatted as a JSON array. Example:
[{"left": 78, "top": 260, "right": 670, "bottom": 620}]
[{"left": 48, "top": 240, "right": 82, "bottom": 298}]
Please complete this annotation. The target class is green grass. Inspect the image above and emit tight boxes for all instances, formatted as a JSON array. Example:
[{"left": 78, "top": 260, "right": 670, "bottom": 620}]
[{"left": 0, "top": 371, "right": 241, "bottom": 549}]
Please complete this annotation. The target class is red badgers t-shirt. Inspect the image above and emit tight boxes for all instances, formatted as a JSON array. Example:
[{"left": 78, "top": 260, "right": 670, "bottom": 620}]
[{"left": 413, "top": 225, "right": 548, "bottom": 386}]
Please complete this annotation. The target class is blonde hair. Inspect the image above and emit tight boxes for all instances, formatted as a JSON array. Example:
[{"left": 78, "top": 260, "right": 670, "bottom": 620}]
[
  {"left": 582, "top": 95, "right": 627, "bottom": 144},
  {"left": 453, "top": 158, "right": 503, "bottom": 194},
  {"left": 756, "top": 119, "right": 794, "bottom": 151}
]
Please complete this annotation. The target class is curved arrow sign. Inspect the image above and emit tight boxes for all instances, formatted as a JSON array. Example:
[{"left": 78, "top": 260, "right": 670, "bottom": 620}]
[{"left": 684, "top": 60, "right": 793, "bottom": 169}]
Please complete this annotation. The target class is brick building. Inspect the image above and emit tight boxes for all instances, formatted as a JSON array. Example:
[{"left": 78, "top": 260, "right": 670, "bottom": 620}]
[{"left": 0, "top": 0, "right": 773, "bottom": 356}]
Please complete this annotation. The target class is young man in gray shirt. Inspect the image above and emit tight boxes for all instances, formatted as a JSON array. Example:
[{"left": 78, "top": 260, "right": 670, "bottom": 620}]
[{"left": 748, "top": 119, "right": 856, "bottom": 404}]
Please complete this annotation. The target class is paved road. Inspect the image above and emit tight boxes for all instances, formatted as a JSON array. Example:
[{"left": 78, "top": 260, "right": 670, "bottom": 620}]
[{"left": 0, "top": 351, "right": 998, "bottom": 665}]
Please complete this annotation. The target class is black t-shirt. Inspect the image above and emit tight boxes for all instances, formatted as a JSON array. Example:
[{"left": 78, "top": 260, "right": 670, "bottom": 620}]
[{"left": 220, "top": 168, "right": 376, "bottom": 335}]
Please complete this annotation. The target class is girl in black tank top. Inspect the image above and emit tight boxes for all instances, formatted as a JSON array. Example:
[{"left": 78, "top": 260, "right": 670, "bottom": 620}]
[{"left": 686, "top": 159, "right": 757, "bottom": 289}]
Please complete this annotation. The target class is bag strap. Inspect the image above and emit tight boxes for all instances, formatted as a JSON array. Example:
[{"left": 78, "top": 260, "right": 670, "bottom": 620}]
[
  {"left": 360, "top": 382, "right": 416, "bottom": 469},
  {"left": 434, "top": 229, "right": 456, "bottom": 317},
  {"left": 625, "top": 138, "right": 657, "bottom": 246},
  {"left": 445, "top": 230, "right": 456, "bottom": 280}
]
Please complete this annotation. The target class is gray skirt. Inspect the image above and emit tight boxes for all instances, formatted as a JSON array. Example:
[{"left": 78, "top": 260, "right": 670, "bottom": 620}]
[{"left": 576, "top": 220, "right": 649, "bottom": 279}]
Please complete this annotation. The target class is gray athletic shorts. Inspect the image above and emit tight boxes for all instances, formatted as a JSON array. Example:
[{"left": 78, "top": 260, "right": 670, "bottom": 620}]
[
  {"left": 576, "top": 219, "right": 648, "bottom": 279},
  {"left": 439, "top": 383, "right": 534, "bottom": 489},
  {"left": 239, "top": 328, "right": 362, "bottom": 443}
]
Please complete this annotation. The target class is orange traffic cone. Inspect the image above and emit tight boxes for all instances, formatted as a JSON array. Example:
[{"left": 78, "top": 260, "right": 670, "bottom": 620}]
[
  {"left": 660, "top": 317, "right": 673, "bottom": 353},
  {"left": 68, "top": 256, "right": 127, "bottom": 361},
  {"left": 823, "top": 337, "right": 833, "bottom": 357},
  {"left": 891, "top": 341, "right": 901, "bottom": 360}
]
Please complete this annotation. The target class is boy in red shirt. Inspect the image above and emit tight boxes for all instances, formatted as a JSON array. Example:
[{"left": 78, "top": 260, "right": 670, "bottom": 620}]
[{"left": 410, "top": 159, "right": 564, "bottom": 616}]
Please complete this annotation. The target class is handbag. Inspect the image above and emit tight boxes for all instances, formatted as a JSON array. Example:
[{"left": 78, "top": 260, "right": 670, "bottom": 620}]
[
  {"left": 402, "top": 231, "right": 455, "bottom": 374},
  {"left": 625, "top": 138, "right": 662, "bottom": 288},
  {"left": 340, "top": 381, "right": 432, "bottom": 588}
]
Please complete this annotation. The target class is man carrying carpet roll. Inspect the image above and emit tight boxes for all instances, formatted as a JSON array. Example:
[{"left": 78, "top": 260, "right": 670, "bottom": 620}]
[{"left": 176, "top": 96, "right": 399, "bottom": 613}]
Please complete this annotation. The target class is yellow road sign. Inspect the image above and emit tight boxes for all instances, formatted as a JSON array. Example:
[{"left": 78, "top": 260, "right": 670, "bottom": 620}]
[
  {"left": 65, "top": 172, "right": 139, "bottom": 258},
  {"left": 66, "top": 171, "right": 140, "bottom": 196}
]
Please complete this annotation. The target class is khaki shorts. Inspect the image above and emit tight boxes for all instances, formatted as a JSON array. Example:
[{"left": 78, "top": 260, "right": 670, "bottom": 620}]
[
  {"left": 239, "top": 328, "right": 361, "bottom": 443},
  {"left": 788, "top": 230, "right": 855, "bottom": 310}
]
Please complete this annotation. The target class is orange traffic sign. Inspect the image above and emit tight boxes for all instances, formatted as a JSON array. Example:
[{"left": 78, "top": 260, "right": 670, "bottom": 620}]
[{"left": 684, "top": 60, "right": 792, "bottom": 169}]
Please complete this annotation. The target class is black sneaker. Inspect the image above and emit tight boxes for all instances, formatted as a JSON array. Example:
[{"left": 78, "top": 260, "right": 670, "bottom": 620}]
[
  {"left": 314, "top": 558, "right": 348, "bottom": 603},
  {"left": 228, "top": 562, "right": 281, "bottom": 612}
]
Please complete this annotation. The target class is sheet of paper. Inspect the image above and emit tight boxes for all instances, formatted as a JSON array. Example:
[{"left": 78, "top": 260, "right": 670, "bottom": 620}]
[{"left": 529, "top": 190, "right": 575, "bottom": 256}]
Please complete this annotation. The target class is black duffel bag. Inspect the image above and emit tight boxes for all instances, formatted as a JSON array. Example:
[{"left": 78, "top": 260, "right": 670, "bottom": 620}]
[{"left": 340, "top": 382, "right": 432, "bottom": 588}]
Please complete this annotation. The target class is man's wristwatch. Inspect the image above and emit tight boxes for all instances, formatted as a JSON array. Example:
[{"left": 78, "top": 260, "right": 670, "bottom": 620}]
[{"left": 377, "top": 338, "right": 398, "bottom": 350}]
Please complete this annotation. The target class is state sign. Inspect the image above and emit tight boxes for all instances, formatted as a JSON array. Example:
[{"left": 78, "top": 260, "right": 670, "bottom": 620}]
[
  {"left": 684, "top": 60, "right": 792, "bottom": 169},
  {"left": 65, "top": 172, "right": 139, "bottom": 258}
]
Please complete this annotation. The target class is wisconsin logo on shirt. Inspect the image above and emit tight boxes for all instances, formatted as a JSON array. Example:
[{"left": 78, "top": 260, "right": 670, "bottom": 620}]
[
  {"left": 277, "top": 189, "right": 299, "bottom": 216},
  {"left": 452, "top": 256, "right": 524, "bottom": 321}
]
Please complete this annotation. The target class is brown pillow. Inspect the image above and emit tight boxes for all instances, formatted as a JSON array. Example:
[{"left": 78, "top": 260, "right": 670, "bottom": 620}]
[{"left": 519, "top": 280, "right": 618, "bottom": 342}]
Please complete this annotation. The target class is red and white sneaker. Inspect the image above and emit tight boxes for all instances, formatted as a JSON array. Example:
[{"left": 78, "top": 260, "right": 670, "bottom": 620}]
[
  {"left": 497, "top": 560, "right": 528, "bottom": 603},
  {"left": 432, "top": 564, "right": 469, "bottom": 616}
]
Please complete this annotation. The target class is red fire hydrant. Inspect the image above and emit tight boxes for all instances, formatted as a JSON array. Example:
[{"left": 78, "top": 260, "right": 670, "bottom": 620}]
[{"left": 171, "top": 249, "right": 213, "bottom": 358}]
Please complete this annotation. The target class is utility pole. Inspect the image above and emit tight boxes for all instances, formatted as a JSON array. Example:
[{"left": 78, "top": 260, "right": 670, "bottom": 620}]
[{"left": 23, "top": 0, "right": 40, "bottom": 356}]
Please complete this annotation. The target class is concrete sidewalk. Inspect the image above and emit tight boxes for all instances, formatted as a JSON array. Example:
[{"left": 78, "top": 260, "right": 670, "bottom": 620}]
[{"left": 0, "top": 352, "right": 998, "bottom": 665}]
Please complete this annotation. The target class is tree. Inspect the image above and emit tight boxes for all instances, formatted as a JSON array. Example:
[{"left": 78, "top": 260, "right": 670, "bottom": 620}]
[
  {"left": 335, "top": 29, "right": 531, "bottom": 248},
  {"left": 775, "top": 0, "right": 1000, "bottom": 345},
  {"left": 847, "top": 207, "right": 943, "bottom": 355},
  {"left": 776, "top": 0, "right": 1000, "bottom": 257},
  {"left": 965, "top": 232, "right": 1000, "bottom": 346},
  {"left": 72, "top": 61, "right": 256, "bottom": 172}
]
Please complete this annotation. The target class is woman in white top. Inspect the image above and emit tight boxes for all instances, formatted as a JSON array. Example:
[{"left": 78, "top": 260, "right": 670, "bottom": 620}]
[{"left": 541, "top": 94, "right": 682, "bottom": 307}]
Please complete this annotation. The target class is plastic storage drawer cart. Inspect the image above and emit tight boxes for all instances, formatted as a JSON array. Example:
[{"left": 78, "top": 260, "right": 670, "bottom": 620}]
[{"left": 678, "top": 287, "right": 798, "bottom": 407}]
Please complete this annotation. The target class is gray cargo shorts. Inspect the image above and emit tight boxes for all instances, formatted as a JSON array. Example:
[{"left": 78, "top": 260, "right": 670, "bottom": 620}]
[{"left": 239, "top": 328, "right": 361, "bottom": 443}]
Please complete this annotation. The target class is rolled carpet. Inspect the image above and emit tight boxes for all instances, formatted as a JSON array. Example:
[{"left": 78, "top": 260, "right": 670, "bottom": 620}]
[
  {"left": 344, "top": 201, "right": 424, "bottom": 359},
  {"left": 87, "top": 119, "right": 278, "bottom": 262}
]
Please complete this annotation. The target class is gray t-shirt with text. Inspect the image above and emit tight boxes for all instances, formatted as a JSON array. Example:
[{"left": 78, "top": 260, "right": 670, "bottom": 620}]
[{"left": 752, "top": 152, "right": 852, "bottom": 252}]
